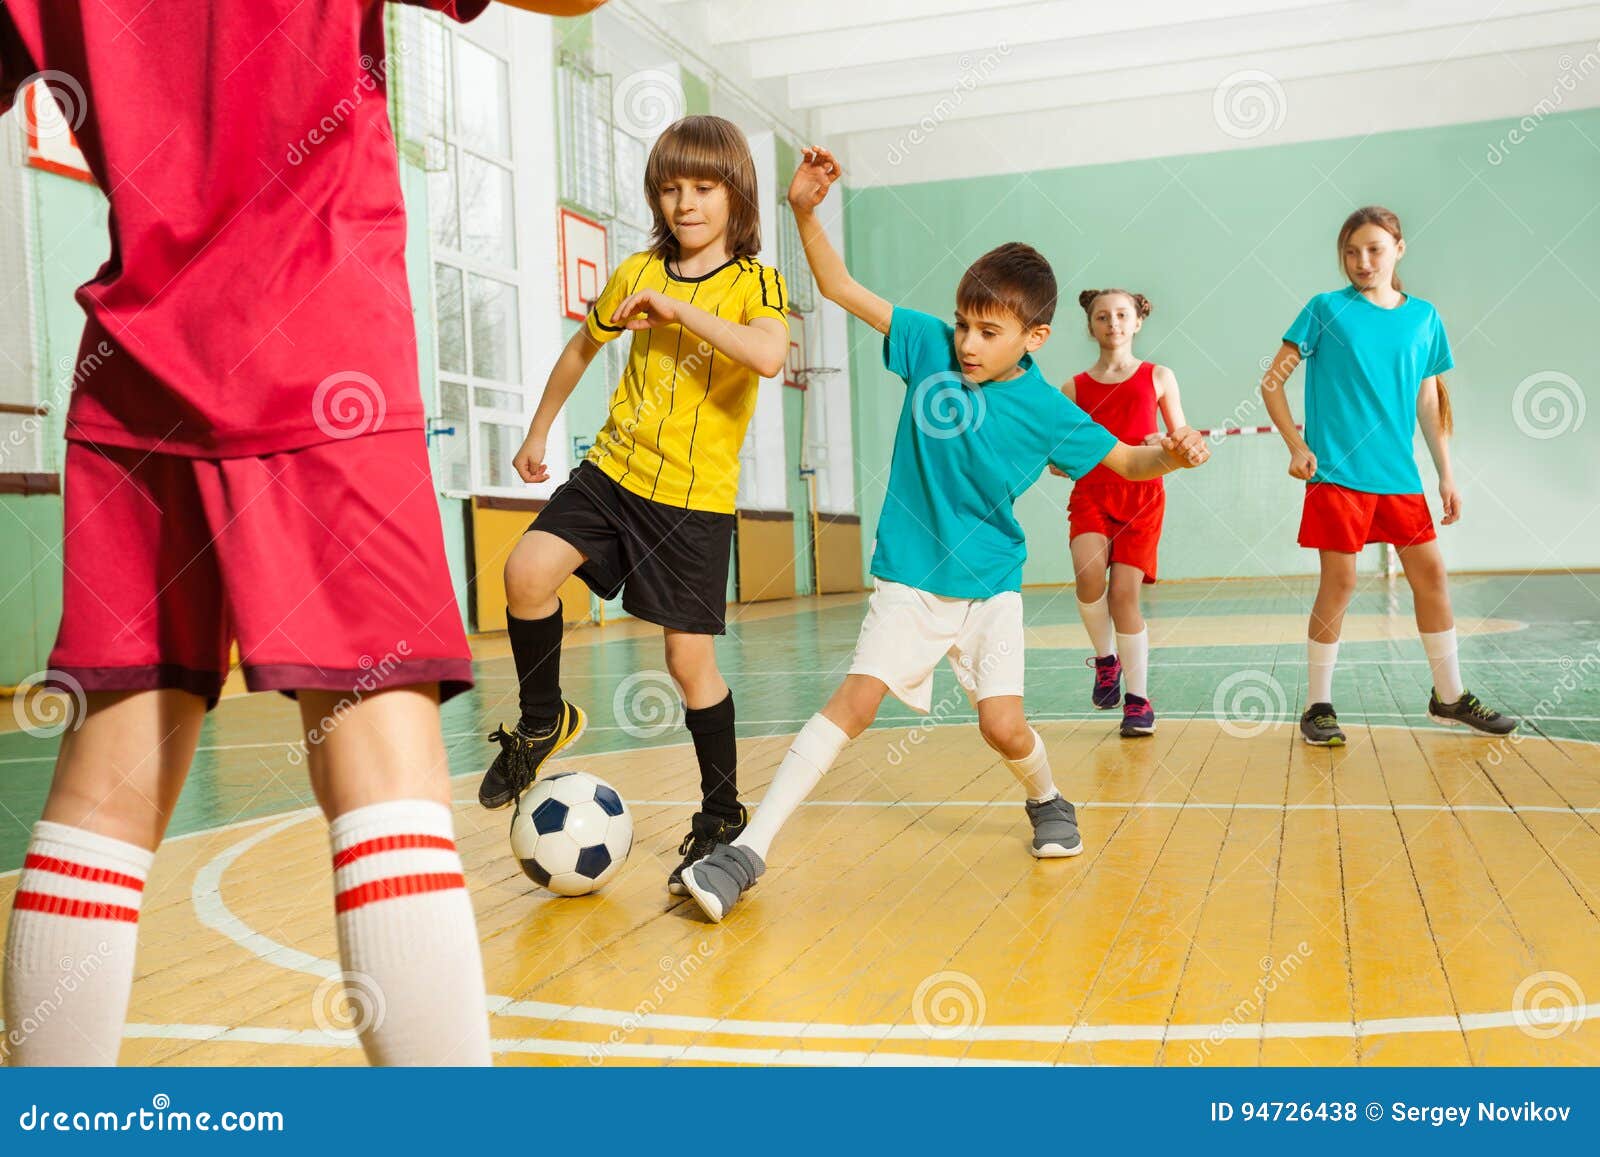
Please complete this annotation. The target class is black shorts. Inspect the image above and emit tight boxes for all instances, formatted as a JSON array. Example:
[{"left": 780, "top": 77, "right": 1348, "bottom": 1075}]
[{"left": 531, "top": 460, "right": 735, "bottom": 635}]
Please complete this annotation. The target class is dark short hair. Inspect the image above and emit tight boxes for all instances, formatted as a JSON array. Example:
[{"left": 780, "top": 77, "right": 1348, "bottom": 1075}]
[{"left": 956, "top": 242, "right": 1057, "bottom": 328}]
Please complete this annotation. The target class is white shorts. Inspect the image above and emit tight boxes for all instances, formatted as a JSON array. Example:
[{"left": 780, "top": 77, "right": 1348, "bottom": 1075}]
[{"left": 847, "top": 578, "right": 1026, "bottom": 713}]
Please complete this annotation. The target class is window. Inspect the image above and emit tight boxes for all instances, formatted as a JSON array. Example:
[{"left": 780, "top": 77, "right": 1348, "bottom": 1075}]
[{"left": 400, "top": 9, "right": 538, "bottom": 496}]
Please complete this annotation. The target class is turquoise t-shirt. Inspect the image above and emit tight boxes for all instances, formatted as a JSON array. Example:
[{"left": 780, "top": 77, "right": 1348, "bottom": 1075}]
[
  {"left": 1283, "top": 286, "right": 1454, "bottom": 495},
  {"left": 871, "top": 307, "right": 1119, "bottom": 599}
]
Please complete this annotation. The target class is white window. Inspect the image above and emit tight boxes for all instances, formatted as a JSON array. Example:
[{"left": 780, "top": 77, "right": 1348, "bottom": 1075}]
[{"left": 395, "top": 8, "right": 563, "bottom": 497}]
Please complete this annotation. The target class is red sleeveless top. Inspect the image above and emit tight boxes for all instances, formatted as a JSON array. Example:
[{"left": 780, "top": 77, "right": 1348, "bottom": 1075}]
[{"left": 1071, "top": 361, "right": 1160, "bottom": 487}]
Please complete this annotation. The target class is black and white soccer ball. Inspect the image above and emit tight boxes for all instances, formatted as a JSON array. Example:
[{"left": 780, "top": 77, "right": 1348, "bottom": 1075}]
[{"left": 509, "top": 771, "right": 633, "bottom": 896}]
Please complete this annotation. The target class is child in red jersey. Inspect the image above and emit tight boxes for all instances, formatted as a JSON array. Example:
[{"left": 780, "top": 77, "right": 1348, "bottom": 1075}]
[
  {"left": 1057, "top": 289, "right": 1186, "bottom": 737},
  {"left": 0, "top": 0, "right": 605, "bottom": 1068}
]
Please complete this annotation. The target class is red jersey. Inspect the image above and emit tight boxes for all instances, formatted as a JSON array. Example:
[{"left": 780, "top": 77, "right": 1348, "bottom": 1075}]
[
  {"left": 0, "top": 0, "right": 489, "bottom": 456},
  {"left": 1071, "top": 361, "right": 1161, "bottom": 488}
]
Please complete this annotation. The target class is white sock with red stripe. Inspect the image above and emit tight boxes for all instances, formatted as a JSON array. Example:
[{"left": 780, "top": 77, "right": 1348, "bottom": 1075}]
[
  {"left": 3, "top": 821, "right": 152, "bottom": 1065},
  {"left": 328, "top": 799, "right": 490, "bottom": 1066}
]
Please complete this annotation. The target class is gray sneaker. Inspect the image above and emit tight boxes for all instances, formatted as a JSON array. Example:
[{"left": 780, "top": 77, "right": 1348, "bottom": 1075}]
[
  {"left": 1026, "top": 795, "right": 1083, "bottom": 858},
  {"left": 681, "top": 842, "right": 765, "bottom": 923}
]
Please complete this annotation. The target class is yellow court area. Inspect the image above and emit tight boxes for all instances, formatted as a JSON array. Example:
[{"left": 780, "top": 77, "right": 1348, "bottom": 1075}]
[{"left": 3, "top": 578, "right": 1595, "bottom": 1068}]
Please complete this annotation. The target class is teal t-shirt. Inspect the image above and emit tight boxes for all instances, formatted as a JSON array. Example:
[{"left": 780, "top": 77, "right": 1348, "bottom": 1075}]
[
  {"left": 871, "top": 307, "right": 1119, "bottom": 599},
  {"left": 1283, "top": 286, "right": 1454, "bottom": 495}
]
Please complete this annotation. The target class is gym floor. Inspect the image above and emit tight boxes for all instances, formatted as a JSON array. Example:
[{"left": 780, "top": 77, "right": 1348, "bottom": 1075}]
[{"left": 2, "top": 572, "right": 1597, "bottom": 1065}]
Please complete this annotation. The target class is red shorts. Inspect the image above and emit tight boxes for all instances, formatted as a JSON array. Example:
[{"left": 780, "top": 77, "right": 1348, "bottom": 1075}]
[
  {"left": 48, "top": 430, "right": 473, "bottom": 708},
  {"left": 1297, "top": 481, "right": 1436, "bottom": 553},
  {"left": 1067, "top": 481, "right": 1164, "bottom": 583}
]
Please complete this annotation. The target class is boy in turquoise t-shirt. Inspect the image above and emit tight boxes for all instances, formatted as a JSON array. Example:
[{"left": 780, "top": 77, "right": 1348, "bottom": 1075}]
[{"left": 681, "top": 147, "right": 1210, "bottom": 922}]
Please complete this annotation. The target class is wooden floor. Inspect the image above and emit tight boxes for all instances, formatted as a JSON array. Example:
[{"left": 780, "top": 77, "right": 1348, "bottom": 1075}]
[{"left": 2, "top": 573, "right": 1598, "bottom": 1066}]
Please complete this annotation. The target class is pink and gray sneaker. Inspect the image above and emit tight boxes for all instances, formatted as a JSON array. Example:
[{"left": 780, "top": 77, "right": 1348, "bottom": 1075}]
[
  {"left": 1088, "top": 654, "right": 1122, "bottom": 710},
  {"left": 1121, "top": 694, "right": 1156, "bottom": 737}
]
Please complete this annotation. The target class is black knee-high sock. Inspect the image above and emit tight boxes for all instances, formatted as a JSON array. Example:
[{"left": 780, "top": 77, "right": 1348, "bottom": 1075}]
[
  {"left": 685, "top": 691, "right": 741, "bottom": 825},
  {"left": 507, "top": 604, "right": 563, "bottom": 734}
]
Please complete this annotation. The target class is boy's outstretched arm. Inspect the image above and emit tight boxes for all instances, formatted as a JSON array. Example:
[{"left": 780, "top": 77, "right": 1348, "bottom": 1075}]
[
  {"left": 1099, "top": 427, "right": 1210, "bottom": 481},
  {"left": 494, "top": 1, "right": 608, "bottom": 15},
  {"left": 788, "top": 146, "right": 893, "bottom": 335}
]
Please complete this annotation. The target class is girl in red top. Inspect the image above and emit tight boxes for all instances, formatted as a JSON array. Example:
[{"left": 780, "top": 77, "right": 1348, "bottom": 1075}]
[{"left": 1060, "top": 289, "right": 1186, "bottom": 737}]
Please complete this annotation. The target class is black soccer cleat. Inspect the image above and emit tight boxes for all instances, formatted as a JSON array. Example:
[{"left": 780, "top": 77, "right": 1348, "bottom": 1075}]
[
  {"left": 1428, "top": 688, "right": 1517, "bottom": 736},
  {"left": 1299, "top": 702, "right": 1346, "bottom": 747},
  {"left": 478, "top": 700, "right": 588, "bottom": 810},
  {"left": 667, "top": 806, "right": 747, "bottom": 896}
]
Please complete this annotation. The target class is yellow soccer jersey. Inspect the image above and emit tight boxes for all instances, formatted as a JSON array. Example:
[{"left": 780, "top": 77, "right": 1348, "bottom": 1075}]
[{"left": 584, "top": 250, "right": 789, "bottom": 513}]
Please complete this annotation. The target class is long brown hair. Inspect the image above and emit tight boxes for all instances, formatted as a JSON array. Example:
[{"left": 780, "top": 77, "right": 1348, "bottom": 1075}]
[
  {"left": 1337, "top": 206, "right": 1452, "bottom": 434},
  {"left": 644, "top": 116, "right": 763, "bottom": 262}
]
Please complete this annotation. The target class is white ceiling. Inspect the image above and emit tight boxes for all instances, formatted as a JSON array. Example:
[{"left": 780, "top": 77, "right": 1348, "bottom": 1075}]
[{"left": 643, "top": 0, "right": 1600, "bottom": 182}]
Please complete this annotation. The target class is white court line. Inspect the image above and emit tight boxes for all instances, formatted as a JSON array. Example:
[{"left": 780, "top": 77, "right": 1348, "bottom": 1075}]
[
  {"left": 621, "top": 800, "right": 1600, "bottom": 815},
  {"left": 4, "top": 708, "right": 1598, "bottom": 769},
  {"left": 181, "top": 788, "right": 1599, "bottom": 1050},
  {"left": 0, "top": 1020, "right": 1051, "bottom": 1066},
  {"left": 4, "top": 717, "right": 1596, "bottom": 881}
]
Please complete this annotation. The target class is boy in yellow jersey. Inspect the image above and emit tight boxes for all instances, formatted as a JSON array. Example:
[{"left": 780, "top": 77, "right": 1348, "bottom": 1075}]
[{"left": 478, "top": 116, "right": 790, "bottom": 896}]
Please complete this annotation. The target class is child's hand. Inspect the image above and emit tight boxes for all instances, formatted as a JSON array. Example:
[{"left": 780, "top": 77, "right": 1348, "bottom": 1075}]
[
  {"left": 513, "top": 430, "right": 549, "bottom": 484},
  {"left": 788, "top": 146, "right": 841, "bottom": 213},
  {"left": 1440, "top": 480, "right": 1462, "bottom": 524},
  {"left": 611, "top": 288, "right": 679, "bottom": 330},
  {"left": 1143, "top": 432, "right": 1164, "bottom": 447},
  {"left": 1048, "top": 464, "right": 1069, "bottom": 478},
  {"left": 1287, "top": 445, "right": 1318, "bottom": 480},
  {"left": 1161, "top": 426, "right": 1209, "bottom": 469}
]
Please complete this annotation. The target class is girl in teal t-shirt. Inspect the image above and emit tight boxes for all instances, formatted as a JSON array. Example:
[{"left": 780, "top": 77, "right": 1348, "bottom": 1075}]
[{"left": 1260, "top": 205, "right": 1517, "bottom": 745}]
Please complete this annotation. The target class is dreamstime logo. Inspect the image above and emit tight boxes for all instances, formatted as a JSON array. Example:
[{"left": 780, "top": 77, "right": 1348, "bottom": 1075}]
[
  {"left": 1512, "top": 371, "right": 1585, "bottom": 439},
  {"left": 311, "top": 971, "right": 387, "bottom": 1036},
  {"left": 613, "top": 670, "right": 684, "bottom": 739},
  {"left": 1213, "top": 669, "right": 1288, "bottom": 738},
  {"left": 1512, "top": 971, "right": 1584, "bottom": 1039},
  {"left": 588, "top": 941, "right": 716, "bottom": 1065},
  {"left": 11, "top": 672, "right": 86, "bottom": 739},
  {"left": 312, "top": 371, "right": 387, "bottom": 439},
  {"left": 1212, "top": 70, "right": 1286, "bottom": 140},
  {"left": 614, "top": 69, "right": 685, "bottom": 138},
  {"left": 22, "top": 72, "right": 88, "bottom": 140},
  {"left": 885, "top": 44, "right": 1011, "bottom": 165},
  {"left": 1487, "top": 43, "right": 1600, "bottom": 165},
  {"left": 911, "top": 371, "right": 986, "bottom": 440},
  {"left": 911, "top": 970, "right": 986, "bottom": 1040}
]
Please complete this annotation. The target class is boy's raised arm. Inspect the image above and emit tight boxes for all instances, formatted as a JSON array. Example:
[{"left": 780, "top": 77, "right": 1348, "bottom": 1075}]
[{"left": 788, "top": 146, "right": 893, "bottom": 335}]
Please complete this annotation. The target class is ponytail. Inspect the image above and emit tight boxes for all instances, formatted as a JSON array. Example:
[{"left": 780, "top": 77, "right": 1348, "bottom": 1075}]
[{"left": 1435, "top": 376, "right": 1453, "bottom": 436}]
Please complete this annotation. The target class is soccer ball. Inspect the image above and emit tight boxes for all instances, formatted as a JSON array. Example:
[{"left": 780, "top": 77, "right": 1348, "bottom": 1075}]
[{"left": 509, "top": 771, "right": 633, "bottom": 896}]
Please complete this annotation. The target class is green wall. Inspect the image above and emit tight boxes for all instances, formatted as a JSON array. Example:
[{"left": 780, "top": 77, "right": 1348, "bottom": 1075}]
[
  {"left": 844, "top": 109, "right": 1600, "bottom": 585},
  {"left": 0, "top": 168, "right": 108, "bottom": 683}
]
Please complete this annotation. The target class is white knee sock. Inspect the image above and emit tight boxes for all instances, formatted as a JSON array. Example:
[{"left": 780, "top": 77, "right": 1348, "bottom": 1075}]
[
  {"left": 329, "top": 800, "right": 490, "bottom": 1066},
  {"left": 735, "top": 713, "right": 849, "bottom": 862},
  {"left": 1117, "top": 628, "right": 1150, "bottom": 699},
  {"left": 1004, "top": 729, "right": 1059, "bottom": 802},
  {"left": 1420, "top": 628, "right": 1463, "bottom": 703},
  {"left": 1306, "top": 638, "right": 1340, "bottom": 706},
  {"left": 1077, "top": 592, "right": 1116, "bottom": 658},
  {"left": 3, "top": 821, "right": 152, "bottom": 1065}
]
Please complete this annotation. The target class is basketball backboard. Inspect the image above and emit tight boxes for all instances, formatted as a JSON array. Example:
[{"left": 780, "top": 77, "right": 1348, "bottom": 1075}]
[
  {"left": 23, "top": 79, "right": 93, "bottom": 184},
  {"left": 559, "top": 208, "right": 608, "bottom": 321}
]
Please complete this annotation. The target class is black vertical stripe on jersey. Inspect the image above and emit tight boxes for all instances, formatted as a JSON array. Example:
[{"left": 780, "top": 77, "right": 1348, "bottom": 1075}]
[
  {"left": 619, "top": 265, "right": 672, "bottom": 491},
  {"left": 649, "top": 279, "right": 703, "bottom": 501},
  {"left": 684, "top": 266, "right": 746, "bottom": 508}
]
